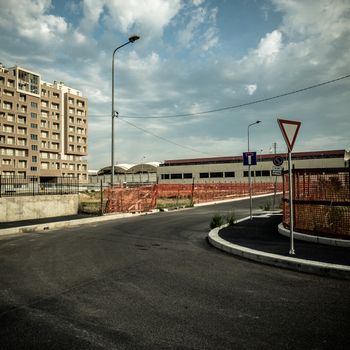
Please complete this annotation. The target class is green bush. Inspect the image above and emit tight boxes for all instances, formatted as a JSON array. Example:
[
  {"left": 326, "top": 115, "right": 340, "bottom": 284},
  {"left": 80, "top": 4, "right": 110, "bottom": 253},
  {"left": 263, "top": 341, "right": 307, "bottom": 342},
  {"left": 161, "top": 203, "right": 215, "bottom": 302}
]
[
  {"left": 210, "top": 214, "right": 225, "bottom": 229},
  {"left": 225, "top": 211, "right": 236, "bottom": 226},
  {"left": 260, "top": 201, "right": 271, "bottom": 211}
]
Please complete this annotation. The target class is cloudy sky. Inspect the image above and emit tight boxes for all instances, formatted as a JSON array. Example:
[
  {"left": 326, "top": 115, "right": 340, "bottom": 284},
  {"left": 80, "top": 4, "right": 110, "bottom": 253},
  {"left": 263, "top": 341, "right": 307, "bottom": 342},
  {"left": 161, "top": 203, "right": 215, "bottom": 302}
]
[{"left": 1, "top": 0, "right": 349, "bottom": 169}]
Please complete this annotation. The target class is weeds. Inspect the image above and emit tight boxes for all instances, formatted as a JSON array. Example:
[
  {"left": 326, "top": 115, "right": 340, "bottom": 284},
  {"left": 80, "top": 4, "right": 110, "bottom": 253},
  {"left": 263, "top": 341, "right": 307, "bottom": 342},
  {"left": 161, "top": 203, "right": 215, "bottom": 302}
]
[{"left": 210, "top": 210, "right": 236, "bottom": 229}]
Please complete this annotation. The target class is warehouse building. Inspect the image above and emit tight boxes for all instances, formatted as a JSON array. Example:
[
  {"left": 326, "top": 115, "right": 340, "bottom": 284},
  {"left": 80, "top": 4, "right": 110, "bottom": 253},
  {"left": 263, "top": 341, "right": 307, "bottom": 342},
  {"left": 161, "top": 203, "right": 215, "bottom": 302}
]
[{"left": 157, "top": 149, "right": 348, "bottom": 184}]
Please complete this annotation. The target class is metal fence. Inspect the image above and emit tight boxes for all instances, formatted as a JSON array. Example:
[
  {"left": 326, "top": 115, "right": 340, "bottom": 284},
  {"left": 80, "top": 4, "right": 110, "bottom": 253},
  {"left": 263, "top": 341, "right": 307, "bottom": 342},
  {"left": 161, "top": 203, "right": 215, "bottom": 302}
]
[
  {"left": 282, "top": 167, "right": 350, "bottom": 238},
  {"left": 0, "top": 176, "right": 79, "bottom": 197}
]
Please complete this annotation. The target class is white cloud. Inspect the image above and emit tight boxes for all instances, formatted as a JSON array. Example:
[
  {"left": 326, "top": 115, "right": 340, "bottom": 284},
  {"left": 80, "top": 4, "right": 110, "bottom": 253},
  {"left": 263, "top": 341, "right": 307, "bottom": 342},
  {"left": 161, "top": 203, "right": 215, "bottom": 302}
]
[
  {"left": 0, "top": 0, "right": 68, "bottom": 42},
  {"left": 245, "top": 84, "right": 257, "bottom": 95},
  {"left": 256, "top": 30, "right": 282, "bottom": 63},
  {"left": 80, "top": 0, "right": 182, "bottom": 38},
  {"left": 192, "top": 0, "right": 205, "bottom": 6},
  {"left": 274, "top": 0, "right": 350, "bottom": 39},
  {"left": 177, "top": 5, "right": 219, "bottom": 51}
]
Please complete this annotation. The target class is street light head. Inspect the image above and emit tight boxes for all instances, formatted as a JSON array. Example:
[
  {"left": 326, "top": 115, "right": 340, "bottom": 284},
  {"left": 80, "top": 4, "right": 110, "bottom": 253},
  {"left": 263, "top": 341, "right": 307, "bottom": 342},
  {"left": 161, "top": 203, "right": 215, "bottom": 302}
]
[
  {"left": 129, "top": 35, "right": 140, "bottom": 43},
  {"left": 256, "top": 120, "right": 261, "bottom": 124}
]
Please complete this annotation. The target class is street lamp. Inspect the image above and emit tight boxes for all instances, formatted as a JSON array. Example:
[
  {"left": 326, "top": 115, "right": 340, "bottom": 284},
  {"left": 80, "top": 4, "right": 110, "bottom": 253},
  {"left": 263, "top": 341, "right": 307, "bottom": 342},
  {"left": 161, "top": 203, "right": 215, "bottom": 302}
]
[
  {"left": 248, "top": 120, "right": 261, "bottom": 219},
  {"left": 140, "top": 155, "right": 146, "bottom": 185},
  {"left": 111, "top": 35, "right": 140, "bottom": 186}
]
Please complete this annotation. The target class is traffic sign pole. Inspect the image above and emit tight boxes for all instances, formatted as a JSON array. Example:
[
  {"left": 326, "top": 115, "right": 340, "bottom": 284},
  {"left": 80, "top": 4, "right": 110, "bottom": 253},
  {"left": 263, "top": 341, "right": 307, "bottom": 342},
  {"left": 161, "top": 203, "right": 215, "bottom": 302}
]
[
  {"left": 277, "top": 118, "right": 301, "bottom": 256},
  {"left": 288, "top": 150, "right": 295, "bottom": 255}
]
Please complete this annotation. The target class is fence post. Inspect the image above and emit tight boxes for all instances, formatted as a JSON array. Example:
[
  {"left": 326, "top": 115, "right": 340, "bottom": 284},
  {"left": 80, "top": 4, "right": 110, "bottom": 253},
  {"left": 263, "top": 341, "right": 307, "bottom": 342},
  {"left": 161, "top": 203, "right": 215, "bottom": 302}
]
[
  {"left": 100, "top": 179, "right": 103, "bottom": 216},
  {"left": 0, "top": 175, "right": 1, "bottom": 198},
  {"left": 191, "top": 177, "right": 195, "bottom": 205}
]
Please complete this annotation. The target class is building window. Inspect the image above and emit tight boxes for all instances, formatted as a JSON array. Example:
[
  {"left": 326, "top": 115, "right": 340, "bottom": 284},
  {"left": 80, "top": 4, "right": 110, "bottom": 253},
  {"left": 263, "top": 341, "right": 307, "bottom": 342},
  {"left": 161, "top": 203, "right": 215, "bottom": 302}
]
[
  {"left": 30, "top": 167, "right": 38, "bottom": 171},
  {"left": 41, "top": 162, "right": 49, "bottom": 169},
  {"left": 18, "top": 116, "right": 26, "bottom": 124},
  {"left": 170, "top": 173, "right": 182, "bottom": 179},
  {"left": 262, "top": 170, "right": 271, "bottom": 176},
  {"left": 183, "top": 173, "right": 192, "bottom": 179},
  {"left": 161, "top": 174, "right": 170, "bottom": 180},
  {"left": 31, "top": 102, "right": 38, "bottom": 108},
  {"left": 243, "top": 171, "right": 254, "bottom": 177},
  {"left": 18, "top": 160, "right": 27, "bottom": 168},
  {"left": 18, "top": 138, "right": 27, "bottom": 146},
  {"left": 3, "top": 124, "right": 14, "bottom": 133},
  {"left": 30, "top": 134, "right": 38, "bottom": 140},
  {"left": 7, "top": 114, "right": 15, "bottom": 122},
  {"left": 30, "top": 123, "right": 38, "bottom": 129},
  {"left": 225, "top": 172, "right": 235, "bottom": 178},
  {"left": 32, "top": 156, "right": 37, "bottom": 163},
  {"left": 7, "top": 137, "right": 15, "bottom": 145},
  {"left": 31, "top": 112, "right": 37, "bottom": 119},
  {"left": 18, "top": 126, "right": 28, "bottom": 135},
  {"left": 3, "top": 101, "right": 12, "bottom": 110},
  {"left": 200, "top": 172, "right": 209, "bottom": 178},
  {"left": 31, "top": 145, "right": 38, "bottom": 151},
  {"left": 210, "top": 172, "right": 223, "bottom": 178}
]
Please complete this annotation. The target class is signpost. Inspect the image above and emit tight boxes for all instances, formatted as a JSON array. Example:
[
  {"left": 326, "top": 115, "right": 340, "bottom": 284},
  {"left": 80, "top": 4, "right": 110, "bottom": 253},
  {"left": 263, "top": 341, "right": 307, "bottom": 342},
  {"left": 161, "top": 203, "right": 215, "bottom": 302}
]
[
  {"left": 277, "top": 118, "right": 301, "bottom": 255},
  {"left": 243, "top": 152, "right": 257, "bottom": 166},
  {"left": 271, "top": 166, "right": 283, "bottom": 176},
  {"left": 273, "top": 156, "right": 284, "bottom": 167},
  {"left": 243, "top": 151, "right": 257, "bottom": 219}
]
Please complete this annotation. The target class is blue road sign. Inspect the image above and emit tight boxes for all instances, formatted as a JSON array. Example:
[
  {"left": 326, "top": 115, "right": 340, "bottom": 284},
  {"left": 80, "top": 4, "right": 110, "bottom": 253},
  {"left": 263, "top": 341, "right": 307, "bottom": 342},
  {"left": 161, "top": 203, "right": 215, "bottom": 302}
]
[{"left": 243, "top": 152, "right": 257, "bottom": 166}]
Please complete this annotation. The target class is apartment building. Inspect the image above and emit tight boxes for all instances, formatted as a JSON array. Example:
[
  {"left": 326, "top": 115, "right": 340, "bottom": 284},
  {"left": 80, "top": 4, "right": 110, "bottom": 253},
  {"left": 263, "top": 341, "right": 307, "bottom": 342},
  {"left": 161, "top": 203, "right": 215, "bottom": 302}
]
[{"left": 0, "top": 64, "right": 88, "bottom": 182}]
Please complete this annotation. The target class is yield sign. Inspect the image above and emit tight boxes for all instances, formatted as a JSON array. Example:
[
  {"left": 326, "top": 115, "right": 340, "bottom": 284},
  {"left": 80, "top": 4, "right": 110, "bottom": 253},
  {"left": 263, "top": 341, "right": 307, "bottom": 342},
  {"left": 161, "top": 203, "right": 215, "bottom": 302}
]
[{"left": 277, "top": 118, "right": 301, "bottom": 152}]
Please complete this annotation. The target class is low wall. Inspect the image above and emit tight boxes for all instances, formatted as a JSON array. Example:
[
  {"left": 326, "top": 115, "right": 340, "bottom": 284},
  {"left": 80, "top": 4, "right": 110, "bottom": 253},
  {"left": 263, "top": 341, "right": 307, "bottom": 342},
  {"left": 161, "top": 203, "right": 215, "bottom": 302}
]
[{"left": 0, "top": 194, "right": 79, "bottom": 222}]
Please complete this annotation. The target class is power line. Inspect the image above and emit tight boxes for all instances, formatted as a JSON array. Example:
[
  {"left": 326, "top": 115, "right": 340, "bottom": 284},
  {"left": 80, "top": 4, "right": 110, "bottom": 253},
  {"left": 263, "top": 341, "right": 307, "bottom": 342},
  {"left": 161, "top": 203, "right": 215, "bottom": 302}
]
[
  {"left": 116, "top": 73, "right": 350, "bottom": 119},
  {"left": 118, "top": 117, "right": 219, "bottom": 157}
]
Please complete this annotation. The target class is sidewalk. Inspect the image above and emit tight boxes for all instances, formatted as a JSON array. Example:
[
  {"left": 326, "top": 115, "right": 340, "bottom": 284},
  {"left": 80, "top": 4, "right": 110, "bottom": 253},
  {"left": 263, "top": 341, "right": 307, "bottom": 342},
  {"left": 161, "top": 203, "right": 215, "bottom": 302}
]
[
  {"left": 208, "top": 213, "right": 350, "bottom": 280},
  {"left": 0, "top": 214, "right": 95, "bottom": 230},
  {"left": 0, "top": 211, "right": 154, "bottom": 237}
]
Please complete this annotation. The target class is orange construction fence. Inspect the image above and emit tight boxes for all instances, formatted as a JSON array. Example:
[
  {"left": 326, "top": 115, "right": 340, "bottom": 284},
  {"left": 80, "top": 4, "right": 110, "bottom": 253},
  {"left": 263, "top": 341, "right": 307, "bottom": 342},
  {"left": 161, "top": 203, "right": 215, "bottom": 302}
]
[
  {"left": 105, "top": 182, "right": 282, "bottom": 213},
  {"left": 282, "top": 167, "right": 350, "bottom": 238}
]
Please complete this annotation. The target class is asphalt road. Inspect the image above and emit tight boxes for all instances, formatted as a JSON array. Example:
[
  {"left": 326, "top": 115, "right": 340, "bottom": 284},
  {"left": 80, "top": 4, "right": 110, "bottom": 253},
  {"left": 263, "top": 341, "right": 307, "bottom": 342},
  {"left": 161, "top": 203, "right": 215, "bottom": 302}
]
[{"left": 0, "top": 195, "right": 349, "bottom": 349}]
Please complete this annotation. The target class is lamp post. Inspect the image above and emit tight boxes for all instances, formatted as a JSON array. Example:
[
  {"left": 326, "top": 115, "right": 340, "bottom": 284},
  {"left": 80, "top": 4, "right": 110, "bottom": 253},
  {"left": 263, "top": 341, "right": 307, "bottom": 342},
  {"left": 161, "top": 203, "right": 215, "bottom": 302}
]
[
  {"left": 140, "top": 155, "right": 146, "bottom": 185},
  {"left": 111, "top": 35, "right": 140, "bottom": 186},
  {"left": 248, "top": 120, "right": 261, "bottom": 219}
]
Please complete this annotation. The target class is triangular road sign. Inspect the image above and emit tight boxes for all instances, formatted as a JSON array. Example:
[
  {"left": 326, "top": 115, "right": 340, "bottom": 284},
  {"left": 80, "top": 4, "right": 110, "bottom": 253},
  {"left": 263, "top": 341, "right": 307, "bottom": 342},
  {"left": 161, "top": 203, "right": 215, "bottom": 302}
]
[{"left": 277, "top": 118, "right": 301, "bottom": 152}]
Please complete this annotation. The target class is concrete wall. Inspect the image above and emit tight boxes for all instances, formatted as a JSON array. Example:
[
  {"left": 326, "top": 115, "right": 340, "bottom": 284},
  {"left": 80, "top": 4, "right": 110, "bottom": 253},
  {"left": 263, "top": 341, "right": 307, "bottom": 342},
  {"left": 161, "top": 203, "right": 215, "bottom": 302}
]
[{"left": 0, "top": 194, "right": 79, "bottom": 222}]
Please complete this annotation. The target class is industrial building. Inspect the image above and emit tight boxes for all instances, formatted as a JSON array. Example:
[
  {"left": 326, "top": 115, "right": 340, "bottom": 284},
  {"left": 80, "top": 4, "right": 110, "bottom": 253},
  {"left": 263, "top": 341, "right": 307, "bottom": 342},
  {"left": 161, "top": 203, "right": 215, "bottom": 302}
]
[
  {"left": 157, "top": 150, "right": 346, "bottom": 184},
  {"left": 0, "top": 64, "right": 88, "bottom": 182},
  {"left": 158, "top": 149, "right": 348, "bottom": 184},
  {"left": 90, "top": 149, "right": 348, "bottom": 186}
]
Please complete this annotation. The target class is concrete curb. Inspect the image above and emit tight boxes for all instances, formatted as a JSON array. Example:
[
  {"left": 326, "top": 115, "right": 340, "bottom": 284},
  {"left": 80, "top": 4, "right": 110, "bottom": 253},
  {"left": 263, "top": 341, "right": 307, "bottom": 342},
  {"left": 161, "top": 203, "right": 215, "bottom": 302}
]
[
  {"left": 208, "top": 219, "right": 350, "bottom": 280},
  {"left": 278, "top": 223, "right": 350, "bottom": 248},
  {"left": 0, "top": 210, "right": 159, "bottom": 237},
  {"left": 194, "top": 192, "right": 282, "bottom": 207}
]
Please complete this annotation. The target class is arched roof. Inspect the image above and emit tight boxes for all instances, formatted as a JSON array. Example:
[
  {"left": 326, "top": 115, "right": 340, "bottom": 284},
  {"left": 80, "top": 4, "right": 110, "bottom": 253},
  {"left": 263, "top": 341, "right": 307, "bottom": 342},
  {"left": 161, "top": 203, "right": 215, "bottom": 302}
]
[
  {"left": 97, "top": 162, "right": 160, "bottom": 175},
  {"left": 129, "top": 162, "right": 160, "bottom": 173}
]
